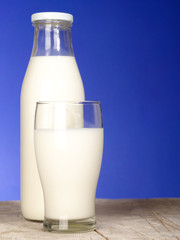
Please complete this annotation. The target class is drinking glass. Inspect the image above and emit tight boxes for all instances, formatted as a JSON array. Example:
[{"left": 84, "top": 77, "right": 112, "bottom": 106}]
[{"left": 34, "top": 101, "right": 104, "bottom": 233}]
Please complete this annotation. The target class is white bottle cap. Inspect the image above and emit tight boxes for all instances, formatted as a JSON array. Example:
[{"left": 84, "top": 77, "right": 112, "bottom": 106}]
[{"left": 31, "top": 12, "right": 73, "bottom": 23}]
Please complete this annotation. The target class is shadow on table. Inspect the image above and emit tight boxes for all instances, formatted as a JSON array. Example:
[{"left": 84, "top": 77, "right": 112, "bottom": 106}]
[
  {"left": 95, "top": 198, "right": 180, "bottom": 217},
  {"left": 0, "top": 201, "right": 22, "bottom": 222}
]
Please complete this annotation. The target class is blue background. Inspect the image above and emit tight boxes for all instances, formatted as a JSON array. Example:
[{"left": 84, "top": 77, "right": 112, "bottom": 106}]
[{"left": 0, "top": 0, "right": 180, "bottom": 200}]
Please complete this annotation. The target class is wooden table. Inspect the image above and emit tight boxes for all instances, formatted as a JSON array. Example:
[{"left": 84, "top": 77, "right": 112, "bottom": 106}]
[{"left": 0, "top": 199, "right": 180, "bottom": 239}]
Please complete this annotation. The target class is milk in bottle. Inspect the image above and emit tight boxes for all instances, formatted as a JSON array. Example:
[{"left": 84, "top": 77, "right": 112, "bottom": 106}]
[{"left": 20, "top": 12, "right": 85, "bottom": 220}]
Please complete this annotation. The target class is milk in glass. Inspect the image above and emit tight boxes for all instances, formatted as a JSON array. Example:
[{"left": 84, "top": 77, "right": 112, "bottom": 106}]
[{"left": 34, "top": 128, "right": 103, "bottom": 220}]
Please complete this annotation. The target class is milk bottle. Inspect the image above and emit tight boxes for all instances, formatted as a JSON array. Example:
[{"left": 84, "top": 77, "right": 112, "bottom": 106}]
[{"left": 21, "top": 12, "right": 85, "bottom": 221}]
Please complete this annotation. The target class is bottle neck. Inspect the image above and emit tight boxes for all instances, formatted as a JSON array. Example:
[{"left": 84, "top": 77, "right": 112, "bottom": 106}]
[{"left": 31, "top": 20, "right": 74, "bottom": 56}]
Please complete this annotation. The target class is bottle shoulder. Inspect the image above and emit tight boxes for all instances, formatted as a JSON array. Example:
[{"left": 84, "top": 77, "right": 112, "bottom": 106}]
[{"left": 21, "top": 56, "right": 84, "bottom": 100}]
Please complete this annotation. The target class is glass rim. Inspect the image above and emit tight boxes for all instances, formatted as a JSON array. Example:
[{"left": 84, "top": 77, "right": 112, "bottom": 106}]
[{"left": 36, "top": 101, "right": 101, "bottom": 105}]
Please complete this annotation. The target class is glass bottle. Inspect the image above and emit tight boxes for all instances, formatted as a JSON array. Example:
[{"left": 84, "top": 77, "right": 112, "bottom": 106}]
[{"left": 21, "top": 12, "right": 85, "bottom": 221}]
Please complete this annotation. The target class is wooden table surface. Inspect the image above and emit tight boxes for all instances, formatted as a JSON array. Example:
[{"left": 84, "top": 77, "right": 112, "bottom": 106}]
[{"left": 0, "top": 199, "right": 180, "bottom": 240}]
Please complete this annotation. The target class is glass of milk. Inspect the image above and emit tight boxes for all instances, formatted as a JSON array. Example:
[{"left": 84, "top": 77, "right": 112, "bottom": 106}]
[{"left": 34, "top": 101, "right": 104, "bottom": 233}]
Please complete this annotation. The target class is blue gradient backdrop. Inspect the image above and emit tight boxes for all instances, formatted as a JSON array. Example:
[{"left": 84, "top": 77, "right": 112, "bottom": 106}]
[{"left": 0, "top": 0, "right": 180, "bottom": 200}]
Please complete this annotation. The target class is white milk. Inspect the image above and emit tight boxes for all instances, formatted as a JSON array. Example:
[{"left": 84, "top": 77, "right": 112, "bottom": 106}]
[
  {"left": 21, "top": 56, "right": 85, "bottom": 220},
  {"left": 34, "top": 128, "right": 103, "bottom": 220}
]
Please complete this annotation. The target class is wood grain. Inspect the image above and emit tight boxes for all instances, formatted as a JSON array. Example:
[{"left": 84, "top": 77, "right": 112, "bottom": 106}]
[
  {"left": 96, "top": 199, "right": 180, "bottom": 240},
  {"left": 0, "top": 199, "right": 180, "bottom": 239}
]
